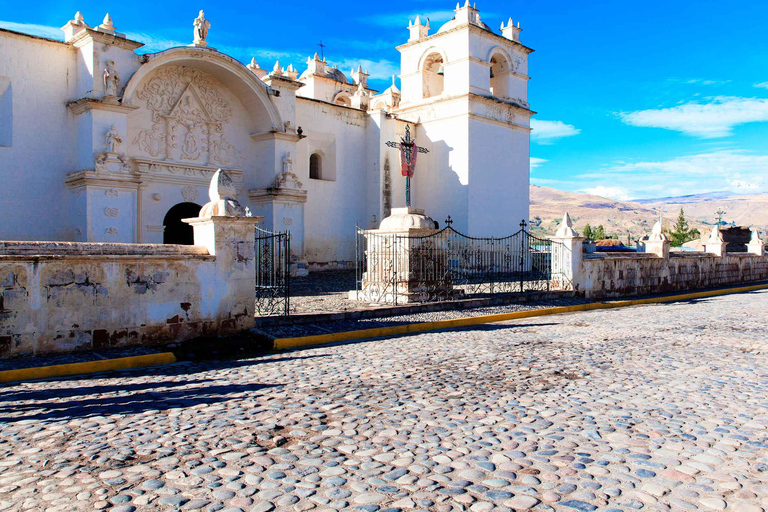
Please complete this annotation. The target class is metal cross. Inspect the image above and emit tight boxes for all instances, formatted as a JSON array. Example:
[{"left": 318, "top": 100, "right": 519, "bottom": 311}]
[
  {"left": 317, "top": 41, "right": 326, "bottom": 60},
  {"left": 716, "top": 207, "right": 726, "bottom": 226},
  {"left": 385, "top": 124, "right": 429, "bottom": 207}
]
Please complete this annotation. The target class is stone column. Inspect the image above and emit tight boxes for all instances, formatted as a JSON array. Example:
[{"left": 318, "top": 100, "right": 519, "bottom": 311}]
[
  {"left": 249, "top": 162, "right": 308, "bottom": 276},
  {"left": 645, "top": 220, "right": 670, "bottom": 259},
  {"left": 184, "top": 170, "right": 264, "bottom": 334},
  {"left": 705, "top": 226, "right": 727, "bottom": 257},
  {"left": 551, "top": 212, "right": 586, "bottom": 292},
  {"left": 747, "top": 229, "right": 765, "bottom": 256}
]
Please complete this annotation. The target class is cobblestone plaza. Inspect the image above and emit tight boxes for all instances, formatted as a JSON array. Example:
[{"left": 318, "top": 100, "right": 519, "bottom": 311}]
[{"left": 1, "top": 291, "right": 767, "bottom": 512}]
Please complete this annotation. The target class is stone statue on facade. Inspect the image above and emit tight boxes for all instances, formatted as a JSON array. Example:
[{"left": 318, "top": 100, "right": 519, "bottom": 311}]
[
  {"left": 105, "top": 125, "right": 122, "bottom": 154},
  {"left": 193, "top": 10, "right": 211, "bottom": 46},
  {"left": 282, "top": 152, "right": 293, "bottom": 173},
  {"left": 103, "top": 60, "right": 119, "bottom": 98}
]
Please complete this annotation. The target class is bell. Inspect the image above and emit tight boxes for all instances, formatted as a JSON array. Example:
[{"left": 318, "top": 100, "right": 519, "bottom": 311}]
[
  {"left": 490, "top": 67, "right": 495, "bottom": 79},
  {"left": 436, "top": 64, "right": 445, "bottom": 75}
]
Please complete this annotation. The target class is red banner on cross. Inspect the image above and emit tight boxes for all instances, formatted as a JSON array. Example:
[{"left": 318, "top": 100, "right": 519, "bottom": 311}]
[{"left": 400, "top": 141, "right": 417, "bottom": 178}]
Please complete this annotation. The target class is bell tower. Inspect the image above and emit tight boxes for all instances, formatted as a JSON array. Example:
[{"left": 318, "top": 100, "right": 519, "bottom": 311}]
[{"left": 393, "top": 1, "right": 534, "bottom": 236}]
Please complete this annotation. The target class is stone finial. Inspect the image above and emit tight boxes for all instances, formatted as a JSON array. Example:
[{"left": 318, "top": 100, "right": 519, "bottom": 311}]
[
  {"left": 707, "top": 225, "right": 724, "bottom": 243},
  {"left": 649, "top": 220, "right": 668, "bottom": 242},
  {"left": 554, "top": 212, "right": 579, "bottom": 238},
  {"left": 209, "top": 169, "right": 236, "bottom": 202},
  {"left": 99, "top": 13, "right": 115, "bottom": 33},
  {"left": 198, "top": 169, "right": 246, "bottom": 218},
  {"left": 74, "top": 11, "right": 85, "bottom": 25},
  {"left": 271, "top": 61, "right": 283, "bottom": 76},
  {"left": 285, "top": 63, "right": 299, "bottom": 81},
  {"left": 748, "top": 229, "right": 765, "bottom": 256}
]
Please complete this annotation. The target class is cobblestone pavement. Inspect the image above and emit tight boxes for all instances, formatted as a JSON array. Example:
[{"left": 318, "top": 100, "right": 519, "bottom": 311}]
[
  {"left": 263, "top": 298, "right": 589, "bottom": 338},
  {"left": 1, "top": 291, "right": 768, "bottom": 512}
]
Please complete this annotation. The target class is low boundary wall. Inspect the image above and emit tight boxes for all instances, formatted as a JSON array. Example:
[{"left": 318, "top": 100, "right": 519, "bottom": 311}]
[
  {"left": 583, "top": 252, "right": 768, "bottom": 299},
  {"left": 0, "top": 216, "right": 260, "bottom": 359}
]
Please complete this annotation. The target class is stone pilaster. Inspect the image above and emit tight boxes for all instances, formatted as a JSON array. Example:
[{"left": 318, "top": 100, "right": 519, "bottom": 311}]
[
  {"left": 551, "top": 212, "right": 586, "bottom": 292},
  {"left": 705, "top": 226, "right": 727, "bottom": 257}
]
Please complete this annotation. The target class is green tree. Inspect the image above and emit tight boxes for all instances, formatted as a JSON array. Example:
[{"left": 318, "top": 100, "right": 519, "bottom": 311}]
[
  {"left": 583, "top": 223, "right": 593, "bottom": 239},
  {"left": 669, "top": 208, "right": 699, "bottom": 247},
  {"left": 593, "top": 225, "right": 606, "bottom": 240}
]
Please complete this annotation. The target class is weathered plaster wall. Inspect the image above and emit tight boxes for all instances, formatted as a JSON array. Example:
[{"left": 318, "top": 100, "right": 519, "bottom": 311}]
[
  {"left": 0, "top": 224, "right": 256, "bottom": 358},
  {"left": 583, "top": 253, "right": 768, "bottom": 299}
]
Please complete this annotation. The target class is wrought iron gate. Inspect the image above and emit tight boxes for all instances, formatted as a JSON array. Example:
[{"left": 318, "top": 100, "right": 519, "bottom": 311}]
[
  {"left": 255, "top": 226, "right": 290, "bottom": 316},
  {"left": 355, "top": 219, "right": 564, "bottom": 304}
]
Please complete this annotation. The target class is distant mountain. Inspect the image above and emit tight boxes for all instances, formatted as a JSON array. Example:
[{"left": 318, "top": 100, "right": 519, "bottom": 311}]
[
  {"left": 631, "top": 191, "right": 736, "bottom": 204},
  {"left": 530, "top": 186, "right": 768, "bottom": 238}
]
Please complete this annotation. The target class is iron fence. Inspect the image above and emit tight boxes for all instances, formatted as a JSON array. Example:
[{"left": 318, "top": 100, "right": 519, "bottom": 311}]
[
  {"left": 355, "top": 220, "right": 568, "bottom": 304},
  {"left": 255, "top": 226, "right": 290, "bottom": 316}
]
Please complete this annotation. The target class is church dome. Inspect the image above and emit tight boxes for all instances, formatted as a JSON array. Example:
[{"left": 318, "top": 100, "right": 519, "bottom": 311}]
[
  {"left": 300, "top": 66, "right": 350, "bottom": 84},
  {"left": 378, "top": 208, "right": 438, "bottom": 231}
]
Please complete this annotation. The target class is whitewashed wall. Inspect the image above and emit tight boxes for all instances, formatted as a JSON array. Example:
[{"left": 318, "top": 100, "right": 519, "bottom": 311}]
[{"left": 0, "top": 31, "right": 78, "bottom": 241}]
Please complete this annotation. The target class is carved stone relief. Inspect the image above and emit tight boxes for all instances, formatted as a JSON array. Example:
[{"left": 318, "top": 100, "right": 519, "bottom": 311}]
[
  {"left": 134, "top": 66, "right": 242, "bottom": 167},
  {"left": 181, "top": 186, "right": 198, "bottom": 202},
  {"left": 104, "top": 207, "right": 119, "bottom": 217}
]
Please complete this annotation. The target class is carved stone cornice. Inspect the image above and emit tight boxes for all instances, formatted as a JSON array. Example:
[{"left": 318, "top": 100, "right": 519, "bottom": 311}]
[
  {"left": 133, "top": 158, "right": 245, "bottom": 192},
  {"left": 262, "top": 75, "right": 305, "bottom": 91},
  {"left": 68, "top": 28, "right": 144, "bottom": 51},
  {"left": 250, "top": 131, "right": 304, "bottom": 143},
  {"left": 249, "top": 172, "right": 308, "bottom": 205},
  {"left": 67, "top": 98, "right": 140, "bottom": 116},
  {"left": 65, "top": 169, "right": 141, "bottom": 190}
]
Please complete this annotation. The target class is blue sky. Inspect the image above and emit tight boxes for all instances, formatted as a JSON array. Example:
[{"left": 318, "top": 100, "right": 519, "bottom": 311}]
[{"left": 3, "top": 0, "right": 768, "bottom": 200}]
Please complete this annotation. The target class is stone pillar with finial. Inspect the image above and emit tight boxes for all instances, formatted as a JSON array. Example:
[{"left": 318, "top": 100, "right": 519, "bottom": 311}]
[
  {"left": 551, "top": 212, "right": 586, "bottom": 292},
  {"left": 705, "top": 225, "right": 727, "bottom": 257},
  {"left": 747, "top": 229, "right": 765, "bottom": 256},
  {"left": 183, "top": 170, "right": 265, "bottom": 332},
  {"left": 645, "top": 219, "right": 670, "bottom": 259}
]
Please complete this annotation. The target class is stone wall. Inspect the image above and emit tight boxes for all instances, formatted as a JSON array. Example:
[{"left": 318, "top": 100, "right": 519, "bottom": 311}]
[
  {"left": 0, "top": 216, "right": 259, "bottom": 358},
  {"left": 582, "top": 252, "right": 768, "bottom": 299}
]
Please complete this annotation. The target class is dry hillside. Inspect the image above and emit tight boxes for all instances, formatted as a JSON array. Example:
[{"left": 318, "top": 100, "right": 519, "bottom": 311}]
[{"left": 530, "top": 185, "right": 768, "bottom": 238}]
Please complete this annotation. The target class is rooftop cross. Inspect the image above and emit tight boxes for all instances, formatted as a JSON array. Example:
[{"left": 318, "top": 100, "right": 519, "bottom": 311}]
[
  {"left": 317, "top": 40, "right": 327, "bottom": 61},
  {"left": 385, "top": 125, "right": 429, "bottom": 207}
]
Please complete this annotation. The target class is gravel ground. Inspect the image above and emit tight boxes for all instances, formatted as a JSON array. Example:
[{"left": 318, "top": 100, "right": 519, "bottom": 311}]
[
  {"left": 263, "top": 297, "right": 590, "bottom": 339},
  {"left": 1, "top": 290, "right": 767, "bottom": 511},
  {"left": 291, "top": 271, "right": 359, "bottom": 314}
]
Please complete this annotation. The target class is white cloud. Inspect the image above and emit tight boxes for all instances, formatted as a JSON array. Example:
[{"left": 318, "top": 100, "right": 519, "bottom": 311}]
[
  {"left": 530, "top": 157, "right": 547, "bottom": 170},
  {"left": 335, "top": 58, "right": 399, "bottom": 82},
  {"left": 577, "top": 150, "right": 768, "bottom": 199},
  {"left": 530, "top": 120, "right": 581, "bottom": 144},
  {"left": 0, "top": 20, "right": 63, "bottom": 40},
  {"left": 619, "top": 96, "right": 768, "bottom": 138},
  {"left": 755, "top": 82, "right": 768, "bottom": 89},
  {"left": 578, "top": 186, "right": 631, "bottom": 201}
]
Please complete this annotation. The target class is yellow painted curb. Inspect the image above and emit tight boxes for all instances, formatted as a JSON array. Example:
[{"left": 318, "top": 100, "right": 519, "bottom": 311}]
[
  {"left": 273, "top": 283, "right": 768, "bottom": 350},
  {"left": 0, "top": 352, "right": 177, "bottom": 384}
]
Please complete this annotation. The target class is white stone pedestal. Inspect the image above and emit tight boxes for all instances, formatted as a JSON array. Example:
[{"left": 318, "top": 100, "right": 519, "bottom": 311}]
[{"left": 350, "top": 207, "right": 460, "bottom": 303}]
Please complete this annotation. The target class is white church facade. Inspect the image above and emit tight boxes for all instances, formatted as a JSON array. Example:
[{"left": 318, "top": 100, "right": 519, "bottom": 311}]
[{"left": 0, "top": 3, "right": 533, "bottom": 269}]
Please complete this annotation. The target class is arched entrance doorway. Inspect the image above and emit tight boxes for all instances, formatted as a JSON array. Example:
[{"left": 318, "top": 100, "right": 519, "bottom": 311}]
[{"left": 163, "top": 202, "right": 202, "bottom": 244}]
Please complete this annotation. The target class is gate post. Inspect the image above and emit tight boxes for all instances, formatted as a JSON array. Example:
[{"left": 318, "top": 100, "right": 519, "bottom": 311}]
[
  {"left": 551, "top": 212, "right": 586, "bottom": 293},
  {"left": 184, "top": 170, "right": 265, "bottom": 333}
]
